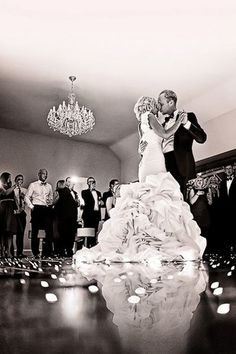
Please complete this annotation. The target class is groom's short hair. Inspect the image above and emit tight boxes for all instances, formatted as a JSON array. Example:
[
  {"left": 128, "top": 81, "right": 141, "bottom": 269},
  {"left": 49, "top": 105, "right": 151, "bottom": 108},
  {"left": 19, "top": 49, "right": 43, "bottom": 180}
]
[{"left": 159, "top": 90, "right": 177, "bottom": 104}]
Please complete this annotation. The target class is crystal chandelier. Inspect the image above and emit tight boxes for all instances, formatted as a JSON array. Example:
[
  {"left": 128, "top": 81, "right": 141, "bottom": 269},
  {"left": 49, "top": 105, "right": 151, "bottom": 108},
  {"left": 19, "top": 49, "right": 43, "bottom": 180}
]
[{"left": 47, "top": 76, "right": 95, "bottom": 137}]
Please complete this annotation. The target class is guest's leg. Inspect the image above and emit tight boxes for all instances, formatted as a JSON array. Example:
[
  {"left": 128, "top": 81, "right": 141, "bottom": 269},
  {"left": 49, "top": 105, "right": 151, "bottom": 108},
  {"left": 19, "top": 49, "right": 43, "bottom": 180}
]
[{"left": 16, "top": 212, "right": 26, "bottom": 256}]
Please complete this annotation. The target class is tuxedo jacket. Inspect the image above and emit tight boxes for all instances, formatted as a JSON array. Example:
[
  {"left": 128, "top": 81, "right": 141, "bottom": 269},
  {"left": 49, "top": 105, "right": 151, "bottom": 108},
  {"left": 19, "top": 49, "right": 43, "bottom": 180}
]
[
  {"left": 169, "top": 112, "right": 207, "bottom": 180},
  {"left": 219, "top": 177, "right": 236, "bottom": 205},
  {"left": 81, "top": 189, "right": 101, "bottom": 220}
]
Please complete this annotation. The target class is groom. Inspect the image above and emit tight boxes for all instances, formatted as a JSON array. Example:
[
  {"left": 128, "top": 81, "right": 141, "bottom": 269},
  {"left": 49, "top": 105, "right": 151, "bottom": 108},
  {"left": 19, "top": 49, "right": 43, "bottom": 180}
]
[{"left": 158, "top": 90, "right": 207, "bottom": 198}]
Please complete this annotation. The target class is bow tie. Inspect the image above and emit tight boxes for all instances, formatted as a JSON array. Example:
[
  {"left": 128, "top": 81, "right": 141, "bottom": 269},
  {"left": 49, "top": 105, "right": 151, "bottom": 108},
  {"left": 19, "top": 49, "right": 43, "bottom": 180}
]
[
  {"left": 162, "top": 113, "right": 175, "bottom": 127},
  {"left": 227, "top": 177, "right": 233, "bottom": 180},
  {"left": 41, "top": 182, "right": 47, "bottom": 185}
]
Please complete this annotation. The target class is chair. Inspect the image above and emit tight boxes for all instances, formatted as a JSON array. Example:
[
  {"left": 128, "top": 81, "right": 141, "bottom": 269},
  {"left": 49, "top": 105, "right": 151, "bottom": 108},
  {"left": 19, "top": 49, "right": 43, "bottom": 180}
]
[{"left": 75, "top": 228, "right": 95, "bottom": 248}]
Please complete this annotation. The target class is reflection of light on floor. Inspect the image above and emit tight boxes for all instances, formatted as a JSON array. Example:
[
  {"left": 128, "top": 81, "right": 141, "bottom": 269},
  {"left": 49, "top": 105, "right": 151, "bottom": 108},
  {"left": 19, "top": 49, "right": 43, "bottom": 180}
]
[
  {"left": 211, "top": 282, "right": 219, "bottom": 289},
  {"left": 45, "top": 293, "right": 58, "bottom": 303},
  {"left": 231, "top": 266, "right": 235, "bottom": 270},
  {"left": 59, "top": 277, "right": 66, "bottom": 283},
  {"left": 128, "top": 295, "right": 140, "bottom": 304},
  {"left": 213, "top": 287, "right": 223, "bottom": 296},
  {"left": 24, "top": 271, "right": 30, "bottom": 277},
  {"left": 88, "top": 285, "right": 99, "bottom": 294},
  {"left": 135, "top": 287, "right": 146, "bottom": 295},
  {"left": 51, "top": 274, "right": 57, "bottom": 279},
  {"left": 41, "top": 281, "right": 49, "bottom": 288},
  {"left": 227, "top": 271, "right": 232, "bottom": 277},
  {"left": 114, "top": 278, "right": 122, "bottom": 283},
  {"left": 217, "top": 303, "right": 230, "bottom": 314},
  {"left": 20, "top": 279, "right": 26, "bottom": 285},
  {"left": 60, "top": 289, "right": 85, "bottom": 323}
]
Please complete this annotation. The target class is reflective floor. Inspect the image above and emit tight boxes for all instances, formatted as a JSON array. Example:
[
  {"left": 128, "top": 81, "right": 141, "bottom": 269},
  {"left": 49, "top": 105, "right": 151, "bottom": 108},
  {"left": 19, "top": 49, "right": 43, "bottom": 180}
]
[{"left": 0, "top": 254, "right": 236, "bottom": 354}]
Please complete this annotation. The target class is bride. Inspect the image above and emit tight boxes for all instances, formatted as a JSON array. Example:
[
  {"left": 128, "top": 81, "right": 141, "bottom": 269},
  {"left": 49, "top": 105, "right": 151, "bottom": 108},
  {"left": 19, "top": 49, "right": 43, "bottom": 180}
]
[{"left": 73, "top": 96, "right": 206, "bottom": 265}]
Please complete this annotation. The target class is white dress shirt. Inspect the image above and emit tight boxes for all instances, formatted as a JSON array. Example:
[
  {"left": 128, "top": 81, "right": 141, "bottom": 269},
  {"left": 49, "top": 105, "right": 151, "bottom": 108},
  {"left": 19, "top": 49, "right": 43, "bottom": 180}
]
[
  {"left": 14, "top": 186, "right": 27, "bottom": 211},
  {"left": 226, "top": 177, "right": 234, "bottom": 195},
  {"left": 25, "top": 180, "right": 53, "bottom": 209},
  {"left": 162, "top": 110, "right": 191, "bottom": 154},
  {"left": 91, "top": 190, "right": 99, "bottom": 211}
]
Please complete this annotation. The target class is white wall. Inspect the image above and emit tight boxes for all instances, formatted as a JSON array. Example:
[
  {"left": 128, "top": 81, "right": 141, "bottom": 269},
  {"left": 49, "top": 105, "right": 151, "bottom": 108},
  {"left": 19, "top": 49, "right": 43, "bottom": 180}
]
[
  {"left": 0, "top": 128, "right": 120, "bottom": 191},
  {"left": 110, "top": 132, "right": 139, "bottom": 182}
]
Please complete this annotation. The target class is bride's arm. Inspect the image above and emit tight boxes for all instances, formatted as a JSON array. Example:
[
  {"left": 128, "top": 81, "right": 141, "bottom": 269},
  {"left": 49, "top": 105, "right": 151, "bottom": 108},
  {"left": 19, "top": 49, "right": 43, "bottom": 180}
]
[{"left": 148, "top": 113, "right": 184, "bottom": 139}]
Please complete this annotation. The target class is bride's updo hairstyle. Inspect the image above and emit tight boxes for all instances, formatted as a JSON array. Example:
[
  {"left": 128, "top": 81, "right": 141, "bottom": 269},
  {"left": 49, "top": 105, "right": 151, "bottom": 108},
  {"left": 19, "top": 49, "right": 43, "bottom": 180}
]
[{"left": 134, "top": 96, "right": 158, "bottom": 121}]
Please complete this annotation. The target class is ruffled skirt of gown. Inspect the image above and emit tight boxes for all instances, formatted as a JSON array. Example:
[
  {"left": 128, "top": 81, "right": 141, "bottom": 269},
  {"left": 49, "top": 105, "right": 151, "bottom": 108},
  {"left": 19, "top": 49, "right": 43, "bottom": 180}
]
[{"left": 73, "top": 173, "right": 206, "bottom": 265}]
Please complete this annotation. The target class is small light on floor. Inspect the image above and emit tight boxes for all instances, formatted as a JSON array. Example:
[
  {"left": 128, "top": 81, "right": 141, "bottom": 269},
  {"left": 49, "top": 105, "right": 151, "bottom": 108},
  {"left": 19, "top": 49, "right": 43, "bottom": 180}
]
[
  {"left": 41, "top": 281, "right": 49, "bottom": 288},
  {"left": 227, "top": 271, "right": 232, "bottom": 277},
  {"left": 213, "top": 287, "right": 223, "bottom": 296},
  {"left": 128, "top": 295, "right": 140, "bottom": 304},
  {"left": 217, "top": 303, "right": 230, "bottom": 314},
  {"left": 45, "top": 293, "right": 58, "bottom": 303},
  {"left": 59, "top": 277, "right": 66, "bottom": 283},
  {"left": 211, "top": 282, "right": 219, "bottom": 289},
  {"left": 231, "top": 266, "right": 235, "bottom": 270},
  {"left": 135, "top": 287, "right": 146, "bottom": 295},
  {"left": 88, "top": 285, "right": 99, "bottom": 293},
  {"left": 114, "top": 278, "right": 122, "bottom": 283},
  {"left": 150, "top": 279, "right": 158, "bottom": 284}
]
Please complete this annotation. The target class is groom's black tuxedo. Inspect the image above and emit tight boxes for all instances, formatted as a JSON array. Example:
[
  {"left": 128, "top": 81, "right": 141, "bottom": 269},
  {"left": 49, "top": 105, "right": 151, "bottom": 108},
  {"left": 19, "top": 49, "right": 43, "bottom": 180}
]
[{"left": 164, "top": 112, "right": 207, "bottom": 197}]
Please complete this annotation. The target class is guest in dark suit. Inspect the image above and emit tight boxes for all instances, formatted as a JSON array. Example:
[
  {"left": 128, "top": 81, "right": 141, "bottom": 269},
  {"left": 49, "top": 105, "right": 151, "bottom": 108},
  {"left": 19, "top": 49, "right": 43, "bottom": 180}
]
[
  {"left": 102, "top": 179, "right": 119, "bottom": 220},
  {"left": 81, "top": 177, "right": 102, "bottom": 247},
  {"left": 0, "top": 172, "right": 17, "bottom": 257},
  {"left": 158, "top": 90, "right": 207, "bottom": 198},
  {"left": 14, "top": 174, "right": 27, "bottom": 258},
  {"left": 53, "top": 177, "right": 79, "bottom": 257},
  {"left": 218, "top": 164, "right": 236, "bottom": 252}
]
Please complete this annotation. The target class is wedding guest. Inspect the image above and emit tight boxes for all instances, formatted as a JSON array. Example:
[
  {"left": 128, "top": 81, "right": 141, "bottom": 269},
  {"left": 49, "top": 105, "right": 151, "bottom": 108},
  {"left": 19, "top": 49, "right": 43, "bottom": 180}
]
[
  {"left": 52, "top": 179, "right": 65, "bottom": 256},
  {"left": 25, "top": 169, "right": 53, "bottom": 258},
  {"left": 0, "top": 172, "right": 17, "bottom": 257},
  {"left": 218, "top": 164, "right": 236, "bottom": 252},
  {"left": 14, "top": 174, "right": 27, "bottom": 258},
  {"left": 188, "top": 175, "right": 211, "bottom": 240},
  {"left": 102, "top": 179, "right": 119, "bottom": 220},
  {"left": 105, "top": 183, "right": 120, "bottom": 218},
  {"left": 53, "top": 177, "right": 79, "bottom": 257},
  {"left": 81, "top": 177, "right": 102, "bottom": 247}
]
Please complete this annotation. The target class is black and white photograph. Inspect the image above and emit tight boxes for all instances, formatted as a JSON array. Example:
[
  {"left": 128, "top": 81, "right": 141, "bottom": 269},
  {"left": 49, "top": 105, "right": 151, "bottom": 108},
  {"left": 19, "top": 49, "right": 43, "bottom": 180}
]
[{"left": 0, "top": 1, "right": 236, "bottom": 353}]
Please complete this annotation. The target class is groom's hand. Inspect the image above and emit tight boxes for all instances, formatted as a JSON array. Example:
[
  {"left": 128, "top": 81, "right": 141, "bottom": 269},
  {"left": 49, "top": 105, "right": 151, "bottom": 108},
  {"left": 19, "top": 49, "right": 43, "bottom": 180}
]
[{"left": 139, "top": 141, "right": 148, "bottom": 155}]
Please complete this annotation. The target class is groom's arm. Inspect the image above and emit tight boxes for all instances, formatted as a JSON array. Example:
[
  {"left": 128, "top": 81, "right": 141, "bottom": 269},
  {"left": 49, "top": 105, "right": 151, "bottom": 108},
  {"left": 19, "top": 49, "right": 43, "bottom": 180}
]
[{"left": 182, "top": 112, "right": 207, "bottom": 144}]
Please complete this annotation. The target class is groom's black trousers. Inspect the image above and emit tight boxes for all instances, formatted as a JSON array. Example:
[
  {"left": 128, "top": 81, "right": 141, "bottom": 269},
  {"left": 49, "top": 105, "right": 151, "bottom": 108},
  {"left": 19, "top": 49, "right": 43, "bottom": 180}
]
[{"left": 164, "top": 151, "right": 186, "bottom": 198}]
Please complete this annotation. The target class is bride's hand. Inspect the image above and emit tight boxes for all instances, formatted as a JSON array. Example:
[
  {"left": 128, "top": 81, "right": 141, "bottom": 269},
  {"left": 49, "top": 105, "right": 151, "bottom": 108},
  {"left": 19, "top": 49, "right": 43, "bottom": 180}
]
[{"left": 178, "top": 111, "right": 188, "bottom": 125}]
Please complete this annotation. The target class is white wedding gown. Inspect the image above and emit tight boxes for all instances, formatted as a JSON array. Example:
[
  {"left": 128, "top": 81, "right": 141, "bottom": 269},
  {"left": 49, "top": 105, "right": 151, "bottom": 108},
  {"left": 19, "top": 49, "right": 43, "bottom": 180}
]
[{"left": 73, "top": 112, "right": 206, "bottom": 265}]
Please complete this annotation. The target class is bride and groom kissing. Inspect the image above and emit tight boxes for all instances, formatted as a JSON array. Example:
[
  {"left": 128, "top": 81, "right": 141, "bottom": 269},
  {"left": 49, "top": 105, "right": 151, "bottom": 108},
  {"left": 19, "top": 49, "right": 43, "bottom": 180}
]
[
  {"left": 137, "top": 89, "right": 207, "bottom": 198},
  {"left": 73, "top": 89, "right": 207, "bottom": 264}
]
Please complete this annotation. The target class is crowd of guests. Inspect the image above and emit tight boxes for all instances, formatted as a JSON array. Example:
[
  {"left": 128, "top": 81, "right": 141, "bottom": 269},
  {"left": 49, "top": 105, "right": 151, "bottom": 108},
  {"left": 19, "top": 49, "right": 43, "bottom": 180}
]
[
  {"left": 0, "top": 168, "right": 119, "bottom": 258},
  {"left": 0, "top": 164, "right": 235, "bottom": 258},
  {"left": 187, "top": 164, "right": 236, "bottom": 254}
]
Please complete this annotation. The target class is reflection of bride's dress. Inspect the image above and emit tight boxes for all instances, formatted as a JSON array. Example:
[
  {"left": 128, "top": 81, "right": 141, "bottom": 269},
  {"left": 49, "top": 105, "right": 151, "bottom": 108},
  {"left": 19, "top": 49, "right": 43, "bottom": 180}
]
[
  {"left": 74, "top": 112, "right": 206, "bottom": 264},
  {"left": 77, "top": 262, "right": 208, "bottom": 354}
]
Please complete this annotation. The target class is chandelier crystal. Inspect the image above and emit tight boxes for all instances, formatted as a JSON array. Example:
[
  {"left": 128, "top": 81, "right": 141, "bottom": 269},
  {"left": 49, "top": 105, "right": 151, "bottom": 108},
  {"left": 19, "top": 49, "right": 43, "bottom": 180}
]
[{"left": 47, "top": 76, "right": 95, "bottom": 137}]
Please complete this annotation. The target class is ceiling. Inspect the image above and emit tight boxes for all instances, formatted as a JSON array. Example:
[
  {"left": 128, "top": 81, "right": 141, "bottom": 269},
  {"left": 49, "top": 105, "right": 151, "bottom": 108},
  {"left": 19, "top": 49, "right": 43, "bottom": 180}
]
[{"left": 0, "top": 0, "right": 236, "bottom": 146}]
